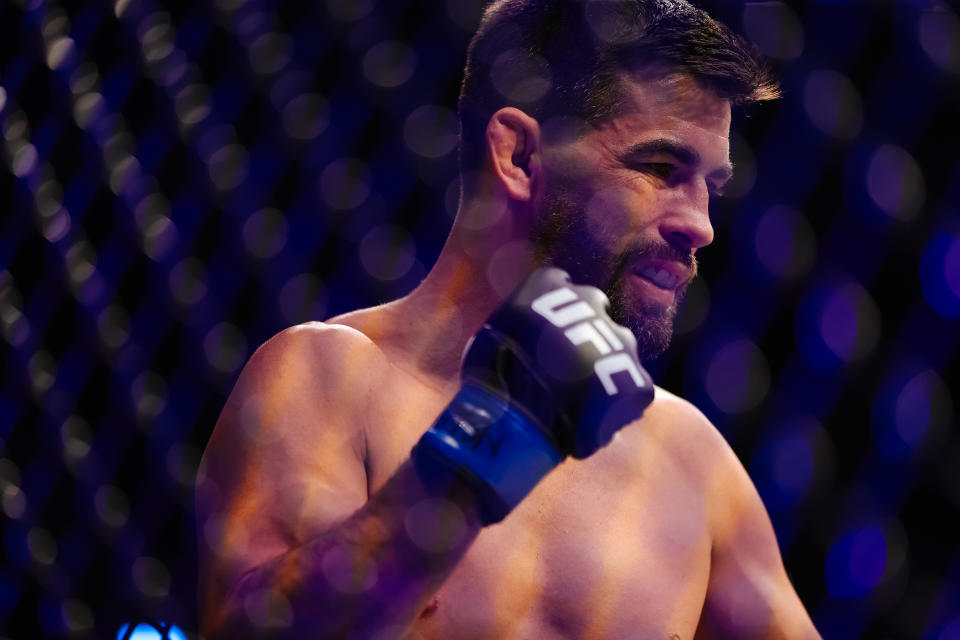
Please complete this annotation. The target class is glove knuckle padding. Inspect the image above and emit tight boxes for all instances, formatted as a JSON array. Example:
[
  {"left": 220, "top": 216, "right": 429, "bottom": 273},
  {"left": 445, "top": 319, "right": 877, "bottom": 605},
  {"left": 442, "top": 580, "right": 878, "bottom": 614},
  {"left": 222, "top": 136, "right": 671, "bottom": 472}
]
[
  {"left": 461, "top": 327, "right": 563, "bottom": 446},
  {"left": 493, "top": 268, "right": 654, "bottom": 457}
]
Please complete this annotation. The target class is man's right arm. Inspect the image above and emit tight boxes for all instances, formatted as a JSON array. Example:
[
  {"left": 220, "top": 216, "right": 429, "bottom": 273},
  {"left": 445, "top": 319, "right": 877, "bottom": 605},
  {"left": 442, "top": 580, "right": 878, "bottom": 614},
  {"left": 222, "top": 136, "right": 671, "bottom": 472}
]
[
  {"left": 195, "top": 323, "right": 484, "bottom": 639},
  {"left": 197, "top": 268, "right": 656, "bottom": 638}
]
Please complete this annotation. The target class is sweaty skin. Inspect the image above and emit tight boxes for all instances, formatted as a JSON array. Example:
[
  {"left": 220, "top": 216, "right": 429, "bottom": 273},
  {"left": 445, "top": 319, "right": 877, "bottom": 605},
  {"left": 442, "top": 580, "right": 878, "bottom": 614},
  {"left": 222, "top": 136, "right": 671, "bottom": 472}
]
[{"left": 197, "top": 72, "right": 822, "bottom": 639}]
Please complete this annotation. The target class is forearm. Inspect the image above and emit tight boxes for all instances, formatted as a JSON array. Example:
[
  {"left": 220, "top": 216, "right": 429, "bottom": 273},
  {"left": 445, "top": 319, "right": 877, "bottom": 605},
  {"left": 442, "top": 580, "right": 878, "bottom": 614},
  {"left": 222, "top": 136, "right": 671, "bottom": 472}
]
[{"left": 206, "top": 458, "right": 483, "bottom": 639}]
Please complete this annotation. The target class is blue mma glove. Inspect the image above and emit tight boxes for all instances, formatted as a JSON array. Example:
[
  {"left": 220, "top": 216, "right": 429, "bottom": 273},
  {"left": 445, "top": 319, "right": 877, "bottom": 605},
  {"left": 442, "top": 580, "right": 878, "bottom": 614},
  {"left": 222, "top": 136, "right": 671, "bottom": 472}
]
[{"left": 411, "top": 267, "right": 655, "bottom": 524}]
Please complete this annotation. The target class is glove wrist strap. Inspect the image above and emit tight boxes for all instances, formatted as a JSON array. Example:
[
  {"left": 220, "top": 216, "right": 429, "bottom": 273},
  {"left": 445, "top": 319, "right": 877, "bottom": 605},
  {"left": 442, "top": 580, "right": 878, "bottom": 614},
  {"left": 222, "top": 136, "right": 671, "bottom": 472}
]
[{"left": 411, "top": 384, "right": 564, "bottom": 525}]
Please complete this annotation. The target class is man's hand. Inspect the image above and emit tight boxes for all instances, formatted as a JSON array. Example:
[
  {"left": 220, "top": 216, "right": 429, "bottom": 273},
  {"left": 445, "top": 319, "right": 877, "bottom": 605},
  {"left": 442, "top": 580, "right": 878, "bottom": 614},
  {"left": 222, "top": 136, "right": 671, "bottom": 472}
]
[{"left": 412, "top": 267, "right": 655, "bottom": 524}]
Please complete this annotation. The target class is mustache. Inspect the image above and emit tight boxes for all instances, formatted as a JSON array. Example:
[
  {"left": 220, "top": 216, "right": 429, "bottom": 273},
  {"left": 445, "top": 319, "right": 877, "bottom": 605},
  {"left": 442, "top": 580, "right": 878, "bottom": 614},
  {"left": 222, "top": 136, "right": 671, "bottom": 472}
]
[{"left": 614, "top": 240, "right": 698, "bottom": 280}]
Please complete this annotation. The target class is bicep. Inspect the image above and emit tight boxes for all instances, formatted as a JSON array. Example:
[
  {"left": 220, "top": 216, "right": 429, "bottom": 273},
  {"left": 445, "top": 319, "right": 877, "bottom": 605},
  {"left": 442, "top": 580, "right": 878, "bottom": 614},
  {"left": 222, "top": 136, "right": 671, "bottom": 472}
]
[
  {"left": 196, "top": 325, "right": 378, "bottom": 618},
  {"left": 698, "top": 447, "right": 820, "bottom": 639}
]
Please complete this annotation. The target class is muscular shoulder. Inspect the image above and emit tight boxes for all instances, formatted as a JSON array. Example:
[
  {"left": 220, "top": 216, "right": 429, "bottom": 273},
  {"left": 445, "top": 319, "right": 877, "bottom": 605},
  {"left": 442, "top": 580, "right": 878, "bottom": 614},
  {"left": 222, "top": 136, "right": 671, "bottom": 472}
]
[
  {"left": 642, "top": 389, "right": 820, "bottom": 637},
  {"left": 199, "top": 321, "right": 392, "bottom": 504},
  {"left": 641, "top": 387, "right": 756, "bottom": 534},
  {"left": 241, "top": 321, "right": 389, "bottom": 400},
  {"left": 641, "top": 407, "right": 820, "bottom": 637},
  {"left": 645, "top": 385, "right": 712, "bottom": 429},
  {"left": 643, "top": 387, "right": 737, "bottom": 474}
]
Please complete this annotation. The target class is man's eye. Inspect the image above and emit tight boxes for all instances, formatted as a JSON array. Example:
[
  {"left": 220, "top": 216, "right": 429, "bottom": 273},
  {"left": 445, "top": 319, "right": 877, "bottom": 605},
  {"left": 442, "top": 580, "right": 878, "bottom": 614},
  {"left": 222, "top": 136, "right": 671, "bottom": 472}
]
[{"left": 643, "top": 163, "right": 675, "bottom": 180}]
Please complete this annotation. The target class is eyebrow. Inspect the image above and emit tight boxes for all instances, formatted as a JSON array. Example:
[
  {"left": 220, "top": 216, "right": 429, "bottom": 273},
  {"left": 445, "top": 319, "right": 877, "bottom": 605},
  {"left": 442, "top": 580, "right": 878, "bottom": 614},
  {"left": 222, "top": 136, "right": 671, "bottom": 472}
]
[{"left": 621, "top": 137, "right": 734, "bottom": 187}]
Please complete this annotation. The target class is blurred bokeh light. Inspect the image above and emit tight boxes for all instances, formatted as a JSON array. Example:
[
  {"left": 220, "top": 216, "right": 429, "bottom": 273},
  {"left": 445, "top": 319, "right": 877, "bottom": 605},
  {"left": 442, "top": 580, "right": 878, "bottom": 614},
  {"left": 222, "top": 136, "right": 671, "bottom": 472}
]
[{"left": 0, "top": 1, "right": 958, "bottom": 638}]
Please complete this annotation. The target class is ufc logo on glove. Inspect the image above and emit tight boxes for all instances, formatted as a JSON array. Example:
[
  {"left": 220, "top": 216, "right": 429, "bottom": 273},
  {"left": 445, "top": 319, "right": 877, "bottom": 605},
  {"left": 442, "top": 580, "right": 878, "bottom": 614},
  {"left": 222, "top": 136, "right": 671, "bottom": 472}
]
[{"left": 531, "top": 287, "right": 648, "bottom": 396}]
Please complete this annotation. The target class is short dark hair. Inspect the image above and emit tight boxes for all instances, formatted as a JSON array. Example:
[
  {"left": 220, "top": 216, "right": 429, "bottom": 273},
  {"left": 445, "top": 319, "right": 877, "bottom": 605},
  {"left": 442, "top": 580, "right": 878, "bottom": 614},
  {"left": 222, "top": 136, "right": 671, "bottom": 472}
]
[{"left": 458, "top": 0, "right": 779, "bottom": 174}]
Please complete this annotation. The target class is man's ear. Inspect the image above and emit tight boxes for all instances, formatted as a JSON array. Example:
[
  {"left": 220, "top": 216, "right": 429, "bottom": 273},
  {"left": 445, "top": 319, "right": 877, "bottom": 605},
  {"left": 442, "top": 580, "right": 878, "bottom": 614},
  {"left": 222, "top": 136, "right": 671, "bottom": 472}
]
[{"left": 485, "top": 107, "right": 542, "bottom": 202}]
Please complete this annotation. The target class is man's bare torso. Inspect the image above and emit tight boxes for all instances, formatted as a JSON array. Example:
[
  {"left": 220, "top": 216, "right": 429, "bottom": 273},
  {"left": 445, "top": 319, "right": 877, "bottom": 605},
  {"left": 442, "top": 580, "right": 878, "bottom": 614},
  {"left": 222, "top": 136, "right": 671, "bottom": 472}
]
[
  {"left": 332, "top": 305, "right": 730, "bottom": 639},
  {"left": 198, "top": 294, "right": 818, "bottom": 638}
]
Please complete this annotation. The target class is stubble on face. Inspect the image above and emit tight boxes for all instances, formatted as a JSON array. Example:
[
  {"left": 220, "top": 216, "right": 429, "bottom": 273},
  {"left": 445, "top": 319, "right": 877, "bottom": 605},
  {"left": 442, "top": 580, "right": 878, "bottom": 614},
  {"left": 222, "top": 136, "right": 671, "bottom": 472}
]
[{"left": 531, "top": 186, "right": 696, "bottom": 361}]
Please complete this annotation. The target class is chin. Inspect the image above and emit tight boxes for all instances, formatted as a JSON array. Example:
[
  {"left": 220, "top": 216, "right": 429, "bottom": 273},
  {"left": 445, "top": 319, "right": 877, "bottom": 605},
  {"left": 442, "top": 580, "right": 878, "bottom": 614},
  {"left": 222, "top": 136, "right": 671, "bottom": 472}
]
[{"left": 607, "top": 287, "right": 683, "bottom": 362}]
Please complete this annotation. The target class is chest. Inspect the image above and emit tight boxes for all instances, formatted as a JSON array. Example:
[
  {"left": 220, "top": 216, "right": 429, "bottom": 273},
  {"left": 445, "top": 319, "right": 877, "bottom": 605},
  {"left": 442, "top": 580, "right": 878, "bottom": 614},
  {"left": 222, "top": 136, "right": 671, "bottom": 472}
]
[
  {"left": 365, "top": 379, "right": 713, "bottom": 639},
  {"left": 415, "top": 451, "right": 711, "bottom": 639}
]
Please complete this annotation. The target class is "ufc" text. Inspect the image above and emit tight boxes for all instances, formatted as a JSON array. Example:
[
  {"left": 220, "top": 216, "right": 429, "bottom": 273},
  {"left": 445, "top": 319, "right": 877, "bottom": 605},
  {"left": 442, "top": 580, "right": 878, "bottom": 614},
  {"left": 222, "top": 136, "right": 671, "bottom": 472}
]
[{"left": 530, "top": 287, "right": 646, "bottom": 396}]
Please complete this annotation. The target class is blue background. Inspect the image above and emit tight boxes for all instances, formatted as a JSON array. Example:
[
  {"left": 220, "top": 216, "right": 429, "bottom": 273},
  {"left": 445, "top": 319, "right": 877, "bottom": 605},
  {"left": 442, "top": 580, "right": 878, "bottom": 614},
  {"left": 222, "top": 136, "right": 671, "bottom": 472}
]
[{"left": 1, "top": 0, "right": 959, "bottom": 637}]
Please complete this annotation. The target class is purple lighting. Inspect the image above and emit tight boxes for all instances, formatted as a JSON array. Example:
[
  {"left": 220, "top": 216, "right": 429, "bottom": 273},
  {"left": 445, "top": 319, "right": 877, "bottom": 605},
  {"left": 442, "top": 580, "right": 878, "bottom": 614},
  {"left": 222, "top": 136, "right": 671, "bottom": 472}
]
[
  {"left": 0, "top": 573, "right": 18, "bottom": 618},
  {"left": 947, "top": 236, "right": 960, "bottom": 298},
  {"left": 800, "top": 279, "right": 881, "bottom": 371},
  {"left": 803, "top": 69, "right": 862, "bottom": 139},
  {"left": 0, "top": 0, "right": 956, "bottom": 634},
  {"left": 873, "top": 368, "right": 952, "bottom": 461},
  {"left": 937, "top": 616, "right": 960, "bottom": 640},
  {"left": 754, "top": 204, "right": 815, "bottom": 280},
  {"left": 819, "top": 287, "right": 859, "bottom": 361},
  {"left": 771, "top": 432, "right": 815, "bottom": 501},
  {"left": 703, "top": 338, "right": 770, "bottom": 414},
  {"left": 894, "top": 372, "right": 934, "bottom": 449},
  {"left": 359, "top": 224, "right": 418, "bottom": 282},
  {"left": 918, "top": 6, "right": 960, "bottom": 74},
  {"left": 825, "top": 525, "right": 888, "bottom": 599},
  {"left": 742, "top": 2, "right": 804, "bottom": 60},
  {"left": 921, "top": 231, "right": 960, "bottom": 319},
  {"left": 865, "top": 144, "right": 925, "bottom": 222},
  {"left": 752, "top": 418, "right": 823, "bottom": 513}
]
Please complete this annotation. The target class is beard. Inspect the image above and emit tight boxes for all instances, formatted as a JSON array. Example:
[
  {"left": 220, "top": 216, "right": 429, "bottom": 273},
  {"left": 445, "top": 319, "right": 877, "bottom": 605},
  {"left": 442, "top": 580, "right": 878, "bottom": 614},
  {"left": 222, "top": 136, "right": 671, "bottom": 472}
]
[{"left": 531, "top": 187, "right": 695, "bottom": 361}]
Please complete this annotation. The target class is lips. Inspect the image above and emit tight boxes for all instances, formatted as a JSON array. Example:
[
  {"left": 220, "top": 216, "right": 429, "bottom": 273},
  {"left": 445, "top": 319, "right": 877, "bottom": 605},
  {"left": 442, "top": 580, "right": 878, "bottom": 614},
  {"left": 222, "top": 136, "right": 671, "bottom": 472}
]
[
  {"left": 632, "top": 261, "right": 692, "bottom": 291},
  {"left": 637, "top": 266, "right": 682, "bottom": 289}
]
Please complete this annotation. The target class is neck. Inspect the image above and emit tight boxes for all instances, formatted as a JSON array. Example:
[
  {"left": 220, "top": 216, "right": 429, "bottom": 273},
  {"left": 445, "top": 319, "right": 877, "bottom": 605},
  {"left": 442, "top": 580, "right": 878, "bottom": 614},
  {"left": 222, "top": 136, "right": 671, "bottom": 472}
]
[{"left": 395, "top": 192, "right": 538, "bottom": 380}]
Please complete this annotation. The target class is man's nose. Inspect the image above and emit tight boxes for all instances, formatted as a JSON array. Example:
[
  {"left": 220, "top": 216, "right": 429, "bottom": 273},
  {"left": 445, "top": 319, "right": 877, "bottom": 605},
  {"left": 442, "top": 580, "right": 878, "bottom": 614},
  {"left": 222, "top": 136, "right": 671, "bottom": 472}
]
[{"left": 658, "top": 181, "right": 715, "bottom": 251}]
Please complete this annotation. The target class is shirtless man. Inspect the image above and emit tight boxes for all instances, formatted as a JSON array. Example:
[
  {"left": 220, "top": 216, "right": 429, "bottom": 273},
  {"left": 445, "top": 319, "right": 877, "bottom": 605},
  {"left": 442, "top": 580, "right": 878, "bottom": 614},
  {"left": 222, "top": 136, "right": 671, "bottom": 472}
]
[{"left": 196, "top": 1, "right": 822, "bottom": 638}]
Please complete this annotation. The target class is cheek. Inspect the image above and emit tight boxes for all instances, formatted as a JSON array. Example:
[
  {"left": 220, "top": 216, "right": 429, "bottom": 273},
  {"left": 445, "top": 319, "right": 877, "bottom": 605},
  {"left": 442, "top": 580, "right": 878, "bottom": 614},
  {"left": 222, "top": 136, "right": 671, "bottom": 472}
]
[{"left": 583, "top": 184, "right": 657, "bottom": 244}]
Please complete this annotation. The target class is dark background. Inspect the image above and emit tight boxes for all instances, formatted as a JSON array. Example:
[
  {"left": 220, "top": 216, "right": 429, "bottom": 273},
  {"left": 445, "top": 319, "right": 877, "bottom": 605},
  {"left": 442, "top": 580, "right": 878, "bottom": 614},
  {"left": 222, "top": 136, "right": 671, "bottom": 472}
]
[{"left": 1, "top": 0, "right": 959, "bottom": 638}]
